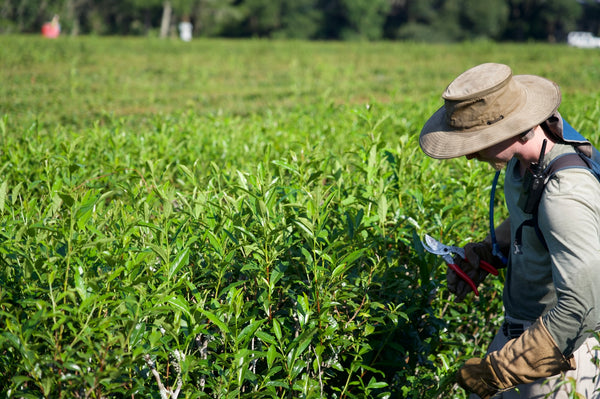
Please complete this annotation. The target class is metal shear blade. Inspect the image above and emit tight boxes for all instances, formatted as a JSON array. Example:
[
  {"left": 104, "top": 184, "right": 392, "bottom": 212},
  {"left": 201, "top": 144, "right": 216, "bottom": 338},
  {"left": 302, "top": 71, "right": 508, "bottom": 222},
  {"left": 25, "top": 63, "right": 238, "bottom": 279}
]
[
  {"left": 422, "top": 234, "right": 480, "bottom": 296},
  {"left": 422, "top": 234, "right": 465, "bottom": 260}
]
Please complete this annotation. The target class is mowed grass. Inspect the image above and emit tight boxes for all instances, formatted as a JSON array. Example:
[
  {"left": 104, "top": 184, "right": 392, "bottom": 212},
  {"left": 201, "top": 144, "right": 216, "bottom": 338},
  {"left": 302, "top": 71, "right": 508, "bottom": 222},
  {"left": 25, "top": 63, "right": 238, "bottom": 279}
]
[
  {"left": 1, "top": 36, "right": 600, "bottom": 398},
  {"left": 3, "top": 35, "right": 600, "bottom": 126}
]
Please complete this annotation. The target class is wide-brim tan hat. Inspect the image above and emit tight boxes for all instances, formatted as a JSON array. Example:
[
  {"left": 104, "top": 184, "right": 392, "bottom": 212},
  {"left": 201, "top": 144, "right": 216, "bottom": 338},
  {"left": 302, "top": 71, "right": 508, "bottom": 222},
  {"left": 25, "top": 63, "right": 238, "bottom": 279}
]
[{"left": 419, "top": 63, "right": 561, "bottom": 159}]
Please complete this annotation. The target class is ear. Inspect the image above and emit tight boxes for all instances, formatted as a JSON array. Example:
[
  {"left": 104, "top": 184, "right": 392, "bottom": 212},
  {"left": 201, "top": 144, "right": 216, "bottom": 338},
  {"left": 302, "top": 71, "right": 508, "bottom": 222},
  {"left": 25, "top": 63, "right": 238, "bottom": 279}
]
[{"left": 519, "top": 126, "right": 537, "bottom": 142}]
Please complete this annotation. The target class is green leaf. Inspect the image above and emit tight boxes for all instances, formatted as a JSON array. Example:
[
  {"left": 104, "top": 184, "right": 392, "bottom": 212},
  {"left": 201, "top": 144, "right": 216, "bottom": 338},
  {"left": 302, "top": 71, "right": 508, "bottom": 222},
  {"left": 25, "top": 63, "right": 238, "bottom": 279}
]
[
  {"left": 272, "top": 318, "right": 282, "bottom": 341},
  {"left": 76, "top": 191, "right": 97, "bottom": 230},
  {"left": 0, "top": 180, "right": 7, "bottom": 213},
  {"left": 377, "top": 194, "right": 388, "bottom": 224},
  {"left": 294, "top": 218, "right": 314, "bottom": 239},
  {"left": 169, "top": 247, "right": 189, "bottom": 280},
  {"left": 237, "top": 319, "right": 264, "bottom": 343},
  {"left": 107, "top": 266, "right": 125, "bottom": 283},
  {"left": 266, "top": 345, "right": 278, "bottom": 369},
  {"left": 272, "top": 159, "right": 300, "bottom": 176},
  {"left": 73, "top": 264, "right": 87, "bottom": 299},
  {"left": 205, "top": 230, "right": 223, "bottom": 254},
  {"left": 297, "top": 293, "right": 311, "bottom": 326},
  {"left": 338, "top": 248, "right": 365, "bottom": 265},
  {"left": 59, "top": 192, "right": 75, "bottom": 207},
  {"left": 367, "top": 377, "right": 388, "bottom": 389},
  {"left": 255, "top": 330, "right": 276, "bottom": 345},
  {"left": 178, "top": 164, "right": 196, "bottom": 184},
  {"left": 199, "top": 308, "right": 230, "bottom": 335},
  {"left": 11, "top": 375, "right": 33, "bottom": 387},
  {"left": 147, "top": 243, "right": 168, "bottom": 265},
  {"left": 331, "top": 263, "right": 346, "bottom": 279},
  {"left": 293, "top": 329, "right": 315, "bottom": 359},
  {"left": 167, "top": 296, "right": 192, "bottom": 320},
  {"left": 11, "top": 182, "right": 23, "bottom": 205},
  {"left": 130, "top": 322, "right": 146, "bottom": 347}
]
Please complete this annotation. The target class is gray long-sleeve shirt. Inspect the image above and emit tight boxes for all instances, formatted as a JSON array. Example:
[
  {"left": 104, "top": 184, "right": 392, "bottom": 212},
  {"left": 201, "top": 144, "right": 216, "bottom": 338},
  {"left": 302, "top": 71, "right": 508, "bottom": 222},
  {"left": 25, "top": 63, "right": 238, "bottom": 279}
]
[{"left": 503, "top": 142, "right": 600, "bottom": 355}]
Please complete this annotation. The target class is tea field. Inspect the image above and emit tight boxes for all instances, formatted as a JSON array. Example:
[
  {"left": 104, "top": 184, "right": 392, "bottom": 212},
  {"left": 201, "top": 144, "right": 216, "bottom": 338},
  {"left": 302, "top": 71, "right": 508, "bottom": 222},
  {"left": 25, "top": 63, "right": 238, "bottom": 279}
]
[{"left": 1, "top": 36, "right": 600, "bottom": 398}]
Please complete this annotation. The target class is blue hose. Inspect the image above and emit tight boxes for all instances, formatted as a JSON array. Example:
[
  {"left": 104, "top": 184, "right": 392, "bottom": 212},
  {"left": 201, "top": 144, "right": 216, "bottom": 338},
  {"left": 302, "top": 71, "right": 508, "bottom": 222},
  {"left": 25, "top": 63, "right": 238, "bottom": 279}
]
[{"left": 490, "top": 170, "right": 508, "bottom": 265}]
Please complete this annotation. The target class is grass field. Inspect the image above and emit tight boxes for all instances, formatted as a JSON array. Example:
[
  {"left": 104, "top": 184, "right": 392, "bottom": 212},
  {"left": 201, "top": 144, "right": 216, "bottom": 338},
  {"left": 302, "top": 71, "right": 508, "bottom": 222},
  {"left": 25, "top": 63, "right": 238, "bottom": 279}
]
[
  {"left": 1, "top": 35, "right": 600, "bottom": 398},
  {"left": 4, "top": 35, "right": 600, "bottom": 126}
]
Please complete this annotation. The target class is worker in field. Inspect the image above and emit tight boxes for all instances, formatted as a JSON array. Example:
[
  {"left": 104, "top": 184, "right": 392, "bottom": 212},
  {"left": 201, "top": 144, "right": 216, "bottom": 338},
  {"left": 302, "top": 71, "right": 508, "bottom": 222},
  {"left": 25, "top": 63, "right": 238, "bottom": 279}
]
[
  {"left": 419, "top": 63, "right": 600, "bottom": 398},
  {"left": 42, "top": 14, "right": 61, "bottom": 38},
  {"left": 178, "top": 16, "right": 193, "bottom": 42}
]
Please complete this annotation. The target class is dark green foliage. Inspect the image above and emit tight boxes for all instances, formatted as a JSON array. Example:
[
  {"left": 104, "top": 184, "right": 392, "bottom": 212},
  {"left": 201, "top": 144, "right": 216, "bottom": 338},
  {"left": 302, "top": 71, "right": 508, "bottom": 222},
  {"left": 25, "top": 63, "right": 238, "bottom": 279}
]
[
  {"left": 0, "top": 94, "right": 504, "bottom": 398},
  {"left": 0, "top": 106, "right": 474, "bottom": 398},
  {"left": 503, "top": 0, "right": 582, "bottom": 41},
  {"left": 0, "top": 0, "right": 590, "bottom": 42},
  {"left": 277, "top": 0, "right": 322, "bottom": 39}
]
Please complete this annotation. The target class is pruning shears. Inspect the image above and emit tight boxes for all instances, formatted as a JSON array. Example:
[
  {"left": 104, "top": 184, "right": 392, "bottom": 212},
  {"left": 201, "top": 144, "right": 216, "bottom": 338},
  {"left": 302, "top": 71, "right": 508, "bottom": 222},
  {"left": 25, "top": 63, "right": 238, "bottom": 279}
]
[{"left": 421, "top": 234, "right": 499, "bottom": 296}]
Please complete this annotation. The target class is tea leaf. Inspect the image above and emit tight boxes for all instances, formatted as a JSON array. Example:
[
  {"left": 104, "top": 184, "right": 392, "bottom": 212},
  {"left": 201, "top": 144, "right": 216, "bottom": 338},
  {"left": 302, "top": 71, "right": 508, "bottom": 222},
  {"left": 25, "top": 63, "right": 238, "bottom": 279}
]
[
  {"left": 200, "top": 308, "right": 230, "bottom": 335},
  {"left": 168, "top": 247, "right": 189, "bottom": 280},
  {"left": 167, "top": 295, "right": 192, "bottom": 320},
  {"left": 0, "top": 180, "right": 7, "bottom": 213}
]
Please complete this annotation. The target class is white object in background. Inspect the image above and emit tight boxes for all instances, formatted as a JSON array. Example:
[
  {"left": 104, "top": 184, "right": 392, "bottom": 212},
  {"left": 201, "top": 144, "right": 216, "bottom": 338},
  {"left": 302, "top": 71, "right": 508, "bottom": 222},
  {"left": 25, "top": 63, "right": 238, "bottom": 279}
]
[
  {"left": 179, "top": 21, "right": 193, "bottom": 42},
  {"left": 567, "top": 31, "right": 600, "bottom": 48}
]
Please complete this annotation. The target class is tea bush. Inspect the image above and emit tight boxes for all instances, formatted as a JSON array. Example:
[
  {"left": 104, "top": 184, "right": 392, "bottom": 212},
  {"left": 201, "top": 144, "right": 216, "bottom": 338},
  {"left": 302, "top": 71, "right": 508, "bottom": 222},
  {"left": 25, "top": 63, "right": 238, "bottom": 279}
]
[{"left": 0, "top": 103, "right": 499, "bottom": 398}]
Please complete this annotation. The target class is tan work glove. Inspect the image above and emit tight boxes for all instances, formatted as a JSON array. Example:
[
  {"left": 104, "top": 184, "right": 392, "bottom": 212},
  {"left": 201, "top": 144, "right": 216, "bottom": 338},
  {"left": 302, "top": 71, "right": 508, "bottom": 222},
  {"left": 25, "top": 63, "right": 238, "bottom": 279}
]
[
  {"left": 447, "top": 241, "right": 505, "bottom": 302},
  {"left": 456, "top": 318, "right": 576, "bottom": 399}
]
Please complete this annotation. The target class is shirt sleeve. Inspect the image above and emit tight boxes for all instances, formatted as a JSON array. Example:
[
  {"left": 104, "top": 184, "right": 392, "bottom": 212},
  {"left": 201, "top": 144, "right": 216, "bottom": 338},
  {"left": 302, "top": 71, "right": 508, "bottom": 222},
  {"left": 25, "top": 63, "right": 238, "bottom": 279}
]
[{"left": 538, "top": 167, "right": 600, "bottom": 355}]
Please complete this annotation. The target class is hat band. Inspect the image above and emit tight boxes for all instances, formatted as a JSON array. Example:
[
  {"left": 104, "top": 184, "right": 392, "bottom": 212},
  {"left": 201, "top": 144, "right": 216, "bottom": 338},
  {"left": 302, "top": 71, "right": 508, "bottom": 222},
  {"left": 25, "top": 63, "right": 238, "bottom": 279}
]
[{"left": 444, "top": 78, "right": 525, "bottom": 130}]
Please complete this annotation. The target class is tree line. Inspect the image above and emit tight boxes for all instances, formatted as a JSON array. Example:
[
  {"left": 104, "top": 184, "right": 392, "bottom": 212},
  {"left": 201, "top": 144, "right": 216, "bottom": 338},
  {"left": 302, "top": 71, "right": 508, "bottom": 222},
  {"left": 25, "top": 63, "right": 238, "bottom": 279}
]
[{"left": 2, "top": 0, "right": 600, "bottom": 42}]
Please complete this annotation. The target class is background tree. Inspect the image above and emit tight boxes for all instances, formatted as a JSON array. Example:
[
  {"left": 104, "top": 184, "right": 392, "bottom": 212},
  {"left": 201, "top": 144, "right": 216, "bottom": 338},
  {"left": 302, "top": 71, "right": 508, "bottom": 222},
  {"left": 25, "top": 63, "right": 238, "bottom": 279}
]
[
  {"left": 159, "top": 1, "right": 172, "bottom": 38},
  {"left": 165, "top": 0, "right": 198, "bottom": 37},
  {"left": 460, "top": 0, "right": 509, "bottom": 40},
  {"left": 317, "top": 0, "right": 392, "bottom": 40},
  {"left": 393, "top": 0, "right": 449, "bottom": 42},
  {"left": 64, "top": 0, "right": 90, "bottom": 36},
  {"left": 537, "top": 0, "right": 581, "bottom": 42},
  {"left": 192, "top": 0, "right": 243, "bottom": 37},
  {"left": 224, "top": 0, "right": 283, "bottom": 37},
  {"left": 277, "top": 0, "right": 322, "bottom": 39},
  {"left": 0, "top": 0, "right": 53, "bottom": 33},
  {"left": 338, "top": 0, "right": 391, "bottom": 40},
  {"left": 578, "top": 0, "right": 600, "bottom": 36},
  {"left": 0, "top": 0, "right": 589, "bottom": 42},
  {"left": 504, "top": 0, "right": 581, "bottom": 41}
]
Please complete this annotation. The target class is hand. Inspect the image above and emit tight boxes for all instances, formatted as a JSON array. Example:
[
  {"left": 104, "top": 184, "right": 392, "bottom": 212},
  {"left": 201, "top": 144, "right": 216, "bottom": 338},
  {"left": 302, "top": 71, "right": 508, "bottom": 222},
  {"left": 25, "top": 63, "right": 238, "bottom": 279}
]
[
  {"left": 456, "top": 318, "right": 575, "bottom": 398},
  {"left": 447, "top": 241, "right": 501, "bottom": 302},
  {"left": 455, "top": 357, "right": 498, "bottom": 399}
]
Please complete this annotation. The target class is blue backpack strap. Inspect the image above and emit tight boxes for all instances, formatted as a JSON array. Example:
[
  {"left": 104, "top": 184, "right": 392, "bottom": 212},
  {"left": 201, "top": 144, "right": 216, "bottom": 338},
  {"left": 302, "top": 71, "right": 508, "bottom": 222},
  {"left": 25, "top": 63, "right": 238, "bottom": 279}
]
[
  {"left": 561, "top": 119, "right": 590, "bottom": 145},
  {"left": 489, "top": 170, "right": 508, "bottom": 265},
  {"left": 561, "top": 119, "right": 600, "bottom": 179}
]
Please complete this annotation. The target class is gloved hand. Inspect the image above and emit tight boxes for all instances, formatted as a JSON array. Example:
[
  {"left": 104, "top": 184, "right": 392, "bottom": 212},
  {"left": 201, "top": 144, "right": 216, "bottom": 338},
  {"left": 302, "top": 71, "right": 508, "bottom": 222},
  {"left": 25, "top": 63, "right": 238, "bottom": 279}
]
[
  {"left": 447, "top": 241, "right": 504, "bottom": 302},
  {"left": 456, "top": 318, "right": 576, "bottom": 399}
]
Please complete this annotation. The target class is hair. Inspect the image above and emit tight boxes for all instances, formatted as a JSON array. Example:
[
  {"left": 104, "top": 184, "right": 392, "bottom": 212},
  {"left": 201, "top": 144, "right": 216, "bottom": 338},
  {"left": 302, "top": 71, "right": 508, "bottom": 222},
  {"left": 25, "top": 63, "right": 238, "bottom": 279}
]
[
  {"left": 519, "top": 128, "right": 536, "bottom": 142},
  {"left": 540, "top": 113, "right": 563, "bottom": 142}
]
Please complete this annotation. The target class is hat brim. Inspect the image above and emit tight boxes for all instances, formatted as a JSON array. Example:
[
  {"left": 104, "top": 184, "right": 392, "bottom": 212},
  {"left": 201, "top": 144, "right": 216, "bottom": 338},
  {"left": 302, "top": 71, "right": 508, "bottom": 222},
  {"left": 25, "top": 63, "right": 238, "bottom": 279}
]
[{"left": 419, "top": 75, "right": 561, "bottom": 159}]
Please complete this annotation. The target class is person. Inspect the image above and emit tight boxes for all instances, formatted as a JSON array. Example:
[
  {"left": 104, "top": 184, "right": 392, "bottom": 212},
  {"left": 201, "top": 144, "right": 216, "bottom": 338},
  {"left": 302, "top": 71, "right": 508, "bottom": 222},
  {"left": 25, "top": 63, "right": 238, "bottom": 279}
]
[
  {"left": 42, "top": 14, "right": 61, "bottom": 38},
  {"left": 178, "top": 16, "right": 193, "bottom": 42},
  {"left": 419, "top": 63, "right": 600, "bottom": 398}
]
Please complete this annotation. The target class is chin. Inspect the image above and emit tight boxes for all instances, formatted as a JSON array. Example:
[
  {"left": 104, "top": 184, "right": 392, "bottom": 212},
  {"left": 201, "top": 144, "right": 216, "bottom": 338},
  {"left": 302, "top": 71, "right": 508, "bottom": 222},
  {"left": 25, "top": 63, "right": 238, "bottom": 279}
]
[{"left": 490, "top": 161, "right": 507, "bottom": 170}]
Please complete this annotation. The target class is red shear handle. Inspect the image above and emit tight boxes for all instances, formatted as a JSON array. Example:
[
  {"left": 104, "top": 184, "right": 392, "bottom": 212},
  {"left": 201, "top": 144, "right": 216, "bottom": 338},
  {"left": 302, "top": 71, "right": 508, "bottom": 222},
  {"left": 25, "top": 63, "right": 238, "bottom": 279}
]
[
  {"left": 448, "top": 263, "right": 479, "bottom": 296},
  {"left": 464, "top": 253, "right": 499, "bottom": 276},
  {"left": 478, "top": 260, "right": 499, "bottom": 276}
]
